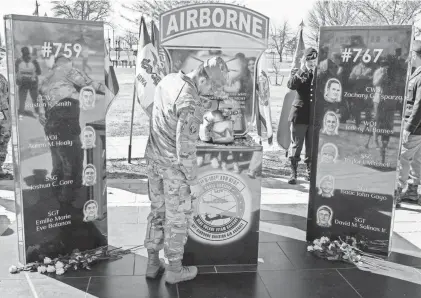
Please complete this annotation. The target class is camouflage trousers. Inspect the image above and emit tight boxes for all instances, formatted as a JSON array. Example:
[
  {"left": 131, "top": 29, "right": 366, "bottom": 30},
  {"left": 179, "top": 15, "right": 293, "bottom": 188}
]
[
  {"left": 0, "top": 122, "right": 11, "bottom": 169},
  {"left": 144, "top": 160, "right": 193, "bottom": 261}
]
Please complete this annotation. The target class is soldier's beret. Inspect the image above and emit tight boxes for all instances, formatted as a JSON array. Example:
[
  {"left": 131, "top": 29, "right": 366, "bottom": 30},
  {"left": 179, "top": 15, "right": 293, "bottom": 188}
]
[
  {"left": 204, "top": 57, "right": 229, "bottom": 88},
  {"left": 304, "top": 47, "right": 318, "bottom": 60},
  {"left": 412, "top": 40, "right": 421, "bottom": 53}
]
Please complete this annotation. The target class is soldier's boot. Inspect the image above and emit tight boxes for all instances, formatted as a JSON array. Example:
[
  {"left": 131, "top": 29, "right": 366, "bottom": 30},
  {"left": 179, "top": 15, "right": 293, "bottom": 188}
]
[
  {"left": 402, "top": 184, "right": 419, "bottom": 202},
  {"left": 395, "top": 187, "right": 403, "bottom": 208},
  {"left": 305, "top": 163, "right": 311, "bottom": 181},
  {"left": 380, "top": 147, "right": 386, "bottom": 164},
  {"left": 165, "top": 260, "right": 198, "bottom": 284},
  {"left": 288, "top": 160, "right": 298, "bottom": 185},
  {"left": 145, "top": 250, "right": 166, "bottom": 279}
]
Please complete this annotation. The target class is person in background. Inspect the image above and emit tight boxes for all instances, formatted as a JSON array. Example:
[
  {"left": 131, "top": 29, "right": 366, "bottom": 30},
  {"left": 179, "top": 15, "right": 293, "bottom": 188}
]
[
  {"left": 144, "top": 57, "right": 229, "bottom": 284},
  {"left": 16, "top": 46, "right": 41, "bottom": 120},
  {"left": 38, "top": 55, "right": 105, "bottom": 209},
  {"left": 396, "top": 41, "right": 421, "bottom": 207},
  {"left": 348, "top": 59, "right": 374, "bottom": 127},
  {"left": 0, "top": 74, "right": 11, "bottom": 179},
  {"left": 287, "top": 47, "right": 318, "bottom": 184}
]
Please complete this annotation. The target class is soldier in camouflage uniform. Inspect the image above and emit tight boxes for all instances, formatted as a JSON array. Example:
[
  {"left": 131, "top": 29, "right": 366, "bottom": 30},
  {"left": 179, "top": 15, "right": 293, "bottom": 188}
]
[
  {"left": 38, "top": 55, "right": 105, "bottom": 207},
  {"left": 144, "top": 57, "right": 229, "bottom": 284},
  {"left": 0, "top": 74, "right": 11, "bottom": 178}
]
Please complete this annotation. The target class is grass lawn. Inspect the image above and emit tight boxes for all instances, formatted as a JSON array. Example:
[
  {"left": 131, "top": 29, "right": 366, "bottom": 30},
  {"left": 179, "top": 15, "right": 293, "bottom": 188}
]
[{"left": 105, "top": 68, "right": 306, "bottom": 180}]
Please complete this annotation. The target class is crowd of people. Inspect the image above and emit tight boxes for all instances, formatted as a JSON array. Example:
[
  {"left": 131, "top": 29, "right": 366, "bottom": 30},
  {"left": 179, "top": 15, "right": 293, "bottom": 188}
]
[
  {"left": 286, "top": 42, "right": 421, "bottom": 208},
  {"left": 0, "top": 45, "right": 105, "bottom": 212}
]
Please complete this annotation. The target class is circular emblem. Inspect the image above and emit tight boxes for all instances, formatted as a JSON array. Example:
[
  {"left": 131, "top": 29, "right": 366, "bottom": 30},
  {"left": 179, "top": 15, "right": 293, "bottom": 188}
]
[
  {"left": 189, "top": 124, "right": 197, "bottom": 135},
  {"left": 189, "top": 171, "right": 252, "bottom": 245}
]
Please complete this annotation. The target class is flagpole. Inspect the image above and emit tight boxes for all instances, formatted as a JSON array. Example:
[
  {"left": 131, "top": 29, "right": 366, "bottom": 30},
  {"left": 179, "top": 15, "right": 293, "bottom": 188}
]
[
  {"left": 128, "top": 82, "right": 136, "bottom": 164},
  {"left": 128, "top": 20, "right": 142, "bottom": 164}
]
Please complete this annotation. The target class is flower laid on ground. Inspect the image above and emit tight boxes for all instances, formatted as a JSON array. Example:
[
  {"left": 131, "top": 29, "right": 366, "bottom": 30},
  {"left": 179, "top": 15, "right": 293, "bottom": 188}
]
[
  {"left": 307, "top": 236, "right": 382, "bottom": 264},
  {"left": 8, "top": 265, "right": 17, "bottom": 274},
  {"left": 307, "top": 236, "right": 421, "bottom": 285},
  {"left": 8, "top": 245, "right": 144, "bottom": 276}
]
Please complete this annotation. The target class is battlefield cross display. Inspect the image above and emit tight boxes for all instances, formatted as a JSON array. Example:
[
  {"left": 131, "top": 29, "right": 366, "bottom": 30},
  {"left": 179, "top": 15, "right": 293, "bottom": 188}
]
[
  {"left": 4, "top": 15, "right": 108, "bottom": 264},
  {"left": 307, "top": 25, "right": 413, "bottom": 255}
]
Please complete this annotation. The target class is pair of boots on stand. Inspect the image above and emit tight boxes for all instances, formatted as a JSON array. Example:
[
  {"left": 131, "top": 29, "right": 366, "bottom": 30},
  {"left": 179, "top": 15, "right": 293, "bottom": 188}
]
[
  {"left": 395, "top": 183, "right": 421, "bottom": 208},
  {"left": 288, "top": 159, "right": 311, "bottom": 184},
  {"left": 146, "top": 250, "right": 198, "bottom": 284}
]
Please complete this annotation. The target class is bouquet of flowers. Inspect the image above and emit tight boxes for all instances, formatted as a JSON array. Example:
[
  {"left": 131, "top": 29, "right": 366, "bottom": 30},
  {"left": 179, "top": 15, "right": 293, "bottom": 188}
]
[
  {"left": 307, "top": 236, "right": 379, "bottom": 264},
  {"left": 9, "top": 245, "right": 143, "bottom": 276},
  {"left": 307, "top": 236, "right": 421, "bottom": 285}
]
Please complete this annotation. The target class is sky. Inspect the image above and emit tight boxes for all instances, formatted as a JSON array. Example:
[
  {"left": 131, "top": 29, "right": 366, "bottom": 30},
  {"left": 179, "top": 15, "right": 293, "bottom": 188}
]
[{"left": 0, "top": 0, "right": 318, "bottom": 45}]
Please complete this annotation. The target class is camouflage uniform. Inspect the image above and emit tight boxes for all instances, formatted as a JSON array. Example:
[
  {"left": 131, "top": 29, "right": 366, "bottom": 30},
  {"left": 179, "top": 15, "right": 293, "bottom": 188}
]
[
  {"left": 39, "top": 57, "right": 105, "bottom": 203},
  {"left": 0, "top": 74, "right": 11, "bottom": 173},
  {"left": 144, "top": 71, "right": 204, "bottom": 261}
]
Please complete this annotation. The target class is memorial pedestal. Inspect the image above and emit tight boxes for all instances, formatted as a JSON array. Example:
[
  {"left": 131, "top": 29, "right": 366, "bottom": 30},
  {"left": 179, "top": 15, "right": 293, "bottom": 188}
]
[{"left": 184, "top": 138, "right": 262, "bottom": 266}]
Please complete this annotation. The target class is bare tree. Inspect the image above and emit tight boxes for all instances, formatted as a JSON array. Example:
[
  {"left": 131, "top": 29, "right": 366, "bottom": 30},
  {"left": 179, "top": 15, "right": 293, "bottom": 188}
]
[
  {"left": 121, "top": 31, "right": 139, "bottom": 49},
  {"left": 272, "top": 59, "right": 281, "bottom": 85},
  {"left": 285, "top": 36, "right": 297, "bottom": 61},
  {"left": 51, "top": 0, "right": 111, "bottom": 21},
  {"left": 355, "top": 0, "right": 421, "bottom": 25},
  {"left": 270, "top": 20, "right": 291, "bottom": 62},
  {"left": 306, "top": 0, "right": 361, "bottom": 45},
  {"left": 122, "top": 0, "right": 243, "bottom": 25}
]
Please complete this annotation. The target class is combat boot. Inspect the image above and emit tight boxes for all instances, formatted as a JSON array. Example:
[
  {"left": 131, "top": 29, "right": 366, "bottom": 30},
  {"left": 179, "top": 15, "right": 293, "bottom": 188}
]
[
  {"left": 288, "top": 160, "right": 298, "bottom": 185},
  {"left": 146, "top": 259, "right": 166, "bottom": 279},
  {"left": 146, "top": 250, "right": 166, "bottom": 279},
  {"left": 402, "top": 184, "right": 419, "bottom": 202},
  {"left": 395, "top": 187, "right": 403, "bottom": 208},
  {"left": 305, "top": 163, "right": 311, "bottom": 181},
  {"left": 165, "top": 265, "right": 198, "bottom": 284}
]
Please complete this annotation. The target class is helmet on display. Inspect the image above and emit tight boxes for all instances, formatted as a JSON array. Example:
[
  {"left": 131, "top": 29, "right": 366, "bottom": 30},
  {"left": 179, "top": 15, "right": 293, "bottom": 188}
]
[{"left": 199, "top": 110, "right": 234, "bottom": 144}]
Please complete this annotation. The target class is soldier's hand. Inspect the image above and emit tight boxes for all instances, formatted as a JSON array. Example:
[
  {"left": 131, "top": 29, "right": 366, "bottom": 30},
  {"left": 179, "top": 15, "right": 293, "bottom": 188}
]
[
  {"left": 190, "top": 183, "right": 205, "bottom": 199},
  {"left": 291, "top": 68, "right": 299, "bottom": 76}
]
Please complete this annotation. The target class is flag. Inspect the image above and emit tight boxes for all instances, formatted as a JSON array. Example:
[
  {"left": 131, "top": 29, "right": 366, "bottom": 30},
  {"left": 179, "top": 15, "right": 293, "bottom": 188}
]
[
  {"left": 151, "top": 21, "right": 169, "bottom": 77},
  {"left": 291, "top": 22, "right": 305, "bottom": 71},
  {"left": 104, "top": 43, "right": 119, "bottom": 114},
  {"left": 136, "top": 17, "right": 162, "bottom": 117},
  {"left": 256, "top": 53, "right": 274, "bottom": 145},
  {"left": 33, "top": 1, "right": 39, "bottom": 16},
  {"left": 276, "top": 22, "right": 306, "bottom": 150}
]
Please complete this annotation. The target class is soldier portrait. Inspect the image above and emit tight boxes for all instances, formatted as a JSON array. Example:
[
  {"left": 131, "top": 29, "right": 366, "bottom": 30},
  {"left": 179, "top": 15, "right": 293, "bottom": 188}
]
[
  {"left": 318, "top": 175, "right": 335, "bottom": 198},
  {"left": 83, "top": 200, "right": 98, "bottom": 222},
  {"left": 324, "top": 78, "right": 342, "bottom": 103},
  {"left": 82, "top": 164, "right": 96, "bottom": 186},
  {"left": 320, "top": 143, "right": 338, "bottom": 163},
  {"left": 316, "top": 205, "right": 333, "bottom": 228},
  {"left": 79, "top": 86, "right": 96, "bottom": 110},
  {"left": 82, "top": 126, "right": 96, "bottom": 149},
  {"left": 321, "top": 111, "right": 339, "bottom": 136}
]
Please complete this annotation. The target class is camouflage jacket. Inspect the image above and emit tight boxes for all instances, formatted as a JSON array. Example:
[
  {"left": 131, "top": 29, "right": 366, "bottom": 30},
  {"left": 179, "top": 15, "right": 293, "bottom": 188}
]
[
  {"left": 145, "top": 71, "right": 204, "bottom": 184},
  {"left": 39, "top": 63, "right": 104, "bottom": 114},
  {"left": 0, "top": 74, "right": 10, "bottom": 123}
]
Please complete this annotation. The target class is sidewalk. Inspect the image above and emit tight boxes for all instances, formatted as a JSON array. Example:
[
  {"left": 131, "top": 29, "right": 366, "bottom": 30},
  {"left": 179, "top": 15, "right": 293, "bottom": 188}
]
[{"left": 2, "top": 135, "right": 421, "bottom": 297}]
